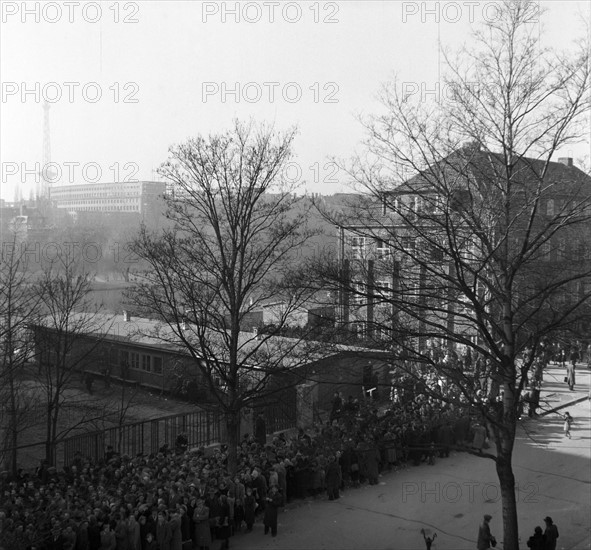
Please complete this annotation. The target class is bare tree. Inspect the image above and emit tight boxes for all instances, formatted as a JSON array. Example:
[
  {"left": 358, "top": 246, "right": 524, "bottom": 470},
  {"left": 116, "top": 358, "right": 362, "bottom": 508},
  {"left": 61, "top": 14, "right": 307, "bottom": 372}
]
[
  {"left": 128, "top": 120, "right": 325, "bottom": 471},
  {"left": 312, "top": 3, "right": 590, "bottom": 549},
  {"left": 33, "top": 245, "right": 106, "bottom": 464},
  {"left": 0, "top": 234, "right": 41, "bottom": 473}
]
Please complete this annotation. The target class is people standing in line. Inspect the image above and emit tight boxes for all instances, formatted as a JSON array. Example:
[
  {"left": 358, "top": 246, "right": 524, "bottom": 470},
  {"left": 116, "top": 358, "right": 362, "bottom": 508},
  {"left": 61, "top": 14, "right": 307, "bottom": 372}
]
[
  {"left": 543, "top": 517, "right": 559, "bottom": 550},
  {"left": 477, "top": 514, "right": 495, "bottom": 550},
  {"left": 563, "top": 412, "right": 574, "bottom": 438},
  {"left": 526, "top": 526, "right": 545, "bottom": 550}
]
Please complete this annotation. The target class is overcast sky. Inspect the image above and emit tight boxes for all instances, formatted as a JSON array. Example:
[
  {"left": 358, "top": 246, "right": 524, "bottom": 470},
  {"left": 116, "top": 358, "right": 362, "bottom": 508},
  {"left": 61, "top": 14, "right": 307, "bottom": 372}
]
[{"left": 1, "top": 1, "right": 590, "bottom": 201}]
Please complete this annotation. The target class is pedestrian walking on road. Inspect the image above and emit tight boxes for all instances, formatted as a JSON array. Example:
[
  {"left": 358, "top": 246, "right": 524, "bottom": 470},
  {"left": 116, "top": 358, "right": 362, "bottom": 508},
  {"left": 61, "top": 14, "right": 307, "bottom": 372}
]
[
  {"left": 543, "top": 517, "right": 559, "bottom": 550},
  {"left": 563, "top": 412, "right": 573, "bottom": 438},
  {"left": 477, "top": 514, "right": 496, "bottom": 549}
]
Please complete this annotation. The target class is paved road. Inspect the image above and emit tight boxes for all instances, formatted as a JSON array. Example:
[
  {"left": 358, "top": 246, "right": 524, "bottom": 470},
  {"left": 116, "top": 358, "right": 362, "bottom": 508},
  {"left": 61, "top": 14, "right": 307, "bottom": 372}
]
[{"left": 231, "top": 367, "right": 590, "bottom": 550}]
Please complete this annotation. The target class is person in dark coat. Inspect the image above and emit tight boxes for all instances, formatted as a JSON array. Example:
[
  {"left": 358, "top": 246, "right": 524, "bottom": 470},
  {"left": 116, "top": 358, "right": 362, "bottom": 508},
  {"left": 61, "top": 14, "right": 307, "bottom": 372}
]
[
  {"left": 178, "top": 506, "right": 191, "bottom": 548},
  {"left": 46, "top": 525, "right": 66, "bottom": 550},
  {"left": 526, "top": 526, "right": 545, "bottom": 550},
  {"left": 477, "top": 514, "right": 495, "bottom": 550},
  {"left": 243, "top": 487, "right": 257, "bottom": 532},
  {"left": 87, "top": 516, "right": 102, "bottom": 550},
  {"left": 216, "top": 495, "right": 232, "bottom": 550},
  {"left": 325, "top": 455, "right": 341, "bottom": 500},
  {"left": 543, "top": 517, "right": 559, "bottom": 550},
  {"left": 263, "top": 486, "right": 282, "bottom": 537},
  {"left": 138, "top": 516, "right": 151, "bottom": 550},
  {"left": 192, "top": 499, "right": 212, "bottom": 550},
  {"left": 156, "top": 512, "right": 171, "bottom": 550},
  {"left": 251, "top": 469, "right": 267, "bottom": 515},
  {"left": 168, "top": 511, "right": 182, "bottom": 550}
]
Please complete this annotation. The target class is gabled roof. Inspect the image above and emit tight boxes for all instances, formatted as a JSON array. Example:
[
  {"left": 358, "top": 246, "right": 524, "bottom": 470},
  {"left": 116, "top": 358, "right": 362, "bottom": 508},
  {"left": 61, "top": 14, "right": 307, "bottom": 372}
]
[{"left": 391, "top": 147, "right": 591, "bottom": 197}]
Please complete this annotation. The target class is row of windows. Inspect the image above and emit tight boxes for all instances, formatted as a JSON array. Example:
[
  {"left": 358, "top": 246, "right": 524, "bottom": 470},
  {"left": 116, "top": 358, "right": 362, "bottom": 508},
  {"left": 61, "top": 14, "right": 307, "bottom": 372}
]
[
  {"left": 63, "top": 205, "right": 140, "bottom": 211},
  {"left": 350, "top": 234, "right": 590, "bottom": 263},
  {"left": 350, "top": 236, "right": 442, "bottom": 261},
  {"left": 119, "top": 350, "right": 163, "bottom": 374}
]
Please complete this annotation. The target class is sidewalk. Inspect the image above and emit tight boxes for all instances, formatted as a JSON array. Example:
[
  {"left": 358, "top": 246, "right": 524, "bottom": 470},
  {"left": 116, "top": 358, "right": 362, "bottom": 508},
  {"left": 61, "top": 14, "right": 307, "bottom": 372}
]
[{"left": 537, "top": 362, "right": 590, "bottom": 416}]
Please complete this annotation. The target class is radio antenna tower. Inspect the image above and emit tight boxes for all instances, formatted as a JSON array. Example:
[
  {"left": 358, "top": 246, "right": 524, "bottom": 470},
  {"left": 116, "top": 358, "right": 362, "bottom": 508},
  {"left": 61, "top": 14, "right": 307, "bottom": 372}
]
[{"left": 39, "top": 101, "right": 57, "bottom": 200}]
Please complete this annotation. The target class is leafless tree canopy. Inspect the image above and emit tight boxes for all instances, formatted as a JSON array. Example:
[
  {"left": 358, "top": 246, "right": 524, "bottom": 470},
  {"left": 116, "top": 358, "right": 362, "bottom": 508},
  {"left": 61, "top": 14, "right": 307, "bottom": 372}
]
[{"left": 310, "top": 3, "right": 590, "bottom": 548}]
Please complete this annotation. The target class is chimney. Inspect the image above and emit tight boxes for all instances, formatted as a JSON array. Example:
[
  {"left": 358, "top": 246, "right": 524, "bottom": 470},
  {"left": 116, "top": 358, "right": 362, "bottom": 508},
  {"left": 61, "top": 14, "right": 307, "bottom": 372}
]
[
  {"left": 557, "top": 157, "right": 574, "bottom": 167},
  {"left": 123, "top": 310, "right": 130, "bottom": 322}
]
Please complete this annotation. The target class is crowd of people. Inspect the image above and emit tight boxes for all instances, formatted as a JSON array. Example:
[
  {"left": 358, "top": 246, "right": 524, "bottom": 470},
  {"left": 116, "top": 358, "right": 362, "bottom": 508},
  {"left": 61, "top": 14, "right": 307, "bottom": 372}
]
[
  {"left": 1, "top": 385, "right": 477, "bottom": 550},
  {"left": 2, "top": 340, "right": 582, "bottom": 550}
]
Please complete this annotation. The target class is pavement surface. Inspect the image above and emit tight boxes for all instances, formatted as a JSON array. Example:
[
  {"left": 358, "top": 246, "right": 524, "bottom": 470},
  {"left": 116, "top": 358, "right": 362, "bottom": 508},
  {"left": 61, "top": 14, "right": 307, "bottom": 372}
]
[{"left": 230, "top": 364, "right": 591, "bottom": 550}]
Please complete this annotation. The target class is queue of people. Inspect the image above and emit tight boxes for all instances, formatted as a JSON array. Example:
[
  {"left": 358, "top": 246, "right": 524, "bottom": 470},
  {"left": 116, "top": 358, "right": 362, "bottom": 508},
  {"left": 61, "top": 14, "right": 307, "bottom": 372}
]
[{"left": 1, "top": 384, "right": 475, "bottom": 550}]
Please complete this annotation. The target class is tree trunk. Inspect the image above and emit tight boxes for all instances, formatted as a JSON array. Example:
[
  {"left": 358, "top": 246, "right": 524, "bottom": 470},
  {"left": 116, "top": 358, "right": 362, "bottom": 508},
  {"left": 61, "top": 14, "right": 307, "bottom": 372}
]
[
  {"left": 45, "top": 404, "right": 54, "bottom": 465},
  {"left": 225, "top": 409, "right": 240, "bottom": 474},
  {"left": 496, "top": 452, "right": 519, "bottom": 550},
  {"left": 7, "top": 370, "right": 18, "bottom": 475}
]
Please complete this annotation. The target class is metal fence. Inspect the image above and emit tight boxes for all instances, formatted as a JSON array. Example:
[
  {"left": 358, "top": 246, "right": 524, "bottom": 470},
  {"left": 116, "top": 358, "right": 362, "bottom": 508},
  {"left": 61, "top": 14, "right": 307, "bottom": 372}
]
[
  {"left": 62, "top": 409, "right": 222, "bottom": 466},
  {"left": 3, "top": 396, "right": 298, "bottom": 471}
]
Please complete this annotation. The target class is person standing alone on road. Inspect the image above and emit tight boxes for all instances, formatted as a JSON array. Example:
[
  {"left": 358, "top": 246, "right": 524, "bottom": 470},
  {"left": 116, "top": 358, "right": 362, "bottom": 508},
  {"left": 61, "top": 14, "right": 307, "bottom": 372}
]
[
  {"left": 543, "top": 517, "right": 559, "bottom": 550},
  {"left": 564, "top": 412, "right": 574, "bottom": 438},
  {"left": 477, "top": 514, "right": 495, "bottom": 549}
]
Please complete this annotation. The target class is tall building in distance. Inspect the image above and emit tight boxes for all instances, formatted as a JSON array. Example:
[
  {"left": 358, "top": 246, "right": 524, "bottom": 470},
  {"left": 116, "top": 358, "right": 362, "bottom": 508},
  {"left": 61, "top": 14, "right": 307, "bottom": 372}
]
[{"left": 49, "top": 181, "right": 166, "bottom": 216}]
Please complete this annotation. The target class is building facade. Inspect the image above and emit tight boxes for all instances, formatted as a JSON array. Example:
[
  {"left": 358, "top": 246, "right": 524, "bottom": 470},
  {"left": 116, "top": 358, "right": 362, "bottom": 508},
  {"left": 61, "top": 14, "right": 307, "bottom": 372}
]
[
  {"left": 49, "top": 181, "right": 166, "bottom": 216},
  {"left": 337, "top": 147, "right": 591, "bottom": 349}
]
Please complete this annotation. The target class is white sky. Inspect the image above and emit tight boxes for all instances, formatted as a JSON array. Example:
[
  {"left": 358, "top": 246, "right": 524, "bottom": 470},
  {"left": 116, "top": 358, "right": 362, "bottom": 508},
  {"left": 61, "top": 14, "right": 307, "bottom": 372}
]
[{"left": 1, "top": 0, "right": 590, "bottom": 200}]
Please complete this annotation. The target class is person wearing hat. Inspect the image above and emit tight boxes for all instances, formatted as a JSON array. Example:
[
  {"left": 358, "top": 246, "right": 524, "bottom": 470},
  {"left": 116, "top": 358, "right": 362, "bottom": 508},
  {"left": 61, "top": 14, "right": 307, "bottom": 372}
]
[
  {"left": 477, "top": 514, "right": 495, "bottom": 549},
  {"left": 543, "top": 517, "right": 559, "bottom": 550}
]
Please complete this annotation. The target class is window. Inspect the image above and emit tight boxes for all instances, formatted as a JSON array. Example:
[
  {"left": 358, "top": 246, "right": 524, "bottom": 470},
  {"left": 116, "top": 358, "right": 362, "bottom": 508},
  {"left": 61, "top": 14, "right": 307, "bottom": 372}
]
[
  {"left": 354, "top": 322, "right": 367, "bottom": 339},
  {"left": 376, "top": 239, "right": 392, "bottom": 259},
  {"left": 142, "top": 354, "right": 151, "bottom": 372},
  {"left": 557, "top": 239, "right": 567, "bottom": 260},
  {"left": 401, "top": 237, "right": 416, "bottom": 257},
  {"left": 350, "top": 236, "right": 366, "bottom": 260},
  {"left": 350, "top": 282, "right": 365, "bottom": 305},
  {"left": 130, "top": 352, "right": 140, "bottom": 370},
  {"left": 541, "top": 242, "right": 552, "bottom": 262},
  {"left": 375, "top": 279, "right": 394, "bottom": 299},
  {"left": 546, "top": 199, "right": 555, "bottom": 216},
  {"left": 153, "top": 356, "right": 163, "bottom": 375},
  {"left": 429, "top": 243, "right": 444, "bottom": 262}
]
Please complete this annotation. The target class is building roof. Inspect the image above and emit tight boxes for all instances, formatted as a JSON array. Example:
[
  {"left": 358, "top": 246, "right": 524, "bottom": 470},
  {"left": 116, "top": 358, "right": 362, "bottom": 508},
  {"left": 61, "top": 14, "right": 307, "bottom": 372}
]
[
  {"left": 391, "top": 147, "right": 591, "bottom": 197},
  {"left": 34, "top": 312, "right": 386, "bottom": 368}
]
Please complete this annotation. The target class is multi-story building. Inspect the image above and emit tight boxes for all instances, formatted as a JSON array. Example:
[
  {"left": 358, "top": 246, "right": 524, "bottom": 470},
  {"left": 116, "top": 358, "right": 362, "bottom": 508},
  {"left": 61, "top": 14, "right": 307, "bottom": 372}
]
[
  {"left": 49, "top": 181, "right": 166, "bottom": 216},
  {"left": 337, "top": 146, "right": 591, "bottom": 347}
]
